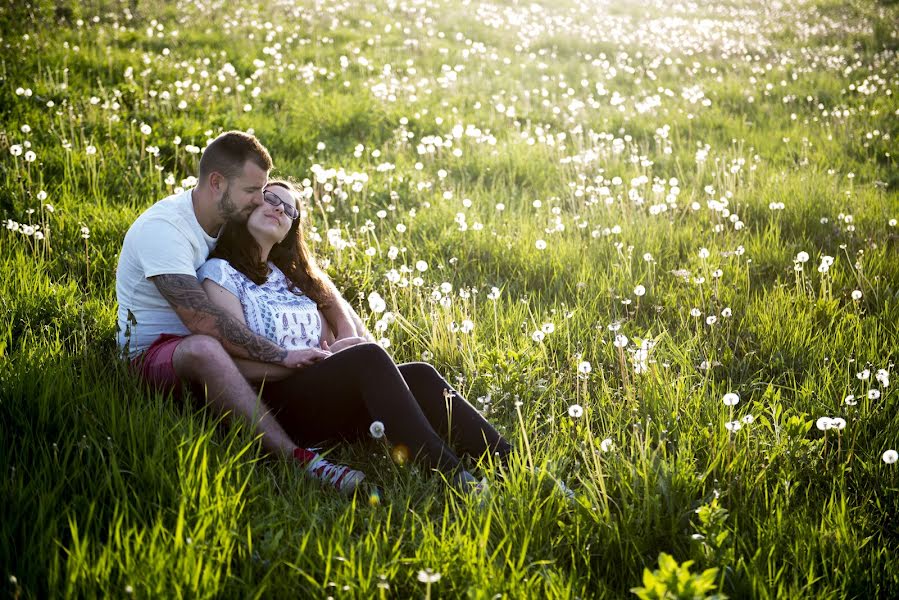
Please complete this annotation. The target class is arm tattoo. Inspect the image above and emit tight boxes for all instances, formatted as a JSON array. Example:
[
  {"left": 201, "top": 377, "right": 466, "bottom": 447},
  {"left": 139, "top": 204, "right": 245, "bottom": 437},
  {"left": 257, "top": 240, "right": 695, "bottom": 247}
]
[{"left": 152, "top": 274, "right": 287, "bottom": 363}]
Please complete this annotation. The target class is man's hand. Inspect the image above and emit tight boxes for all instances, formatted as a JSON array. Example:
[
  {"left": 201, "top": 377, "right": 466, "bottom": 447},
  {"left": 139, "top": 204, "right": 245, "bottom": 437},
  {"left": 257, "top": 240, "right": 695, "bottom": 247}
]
[
  {"left": 285, "top": 347, "right": 332, "bottom": 368},
  {"left": 321, "top": 337, "right": 368, "bottom": 354}
]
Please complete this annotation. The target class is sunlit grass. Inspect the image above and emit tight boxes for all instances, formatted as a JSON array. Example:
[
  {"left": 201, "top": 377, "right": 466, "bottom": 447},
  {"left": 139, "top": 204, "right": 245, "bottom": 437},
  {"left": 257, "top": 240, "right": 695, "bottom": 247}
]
[{"left": 2, "top": 0, "right": 898, "bottom": 597}]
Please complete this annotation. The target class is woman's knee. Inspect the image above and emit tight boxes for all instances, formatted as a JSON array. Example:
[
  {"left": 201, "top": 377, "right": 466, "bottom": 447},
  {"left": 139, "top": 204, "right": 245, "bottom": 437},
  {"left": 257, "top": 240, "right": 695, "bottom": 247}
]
[
  {"left": 398, "top": 362, "right": 442, "bottom": 386},
  {"left": 342, "top": 342, "right": 395, "bottom": 369}
]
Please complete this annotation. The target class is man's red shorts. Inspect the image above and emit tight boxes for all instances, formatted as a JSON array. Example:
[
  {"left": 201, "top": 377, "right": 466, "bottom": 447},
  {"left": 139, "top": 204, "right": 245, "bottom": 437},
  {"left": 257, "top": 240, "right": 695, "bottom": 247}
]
[{"left": 130, "top": 333, "right": 186, "bottom": 396}]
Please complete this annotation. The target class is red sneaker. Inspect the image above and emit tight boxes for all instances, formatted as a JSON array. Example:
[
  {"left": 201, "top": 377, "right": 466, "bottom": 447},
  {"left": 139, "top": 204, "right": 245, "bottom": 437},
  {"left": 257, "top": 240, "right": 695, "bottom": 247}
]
[{"left": 294, "top": 447, "right": 365, "bottom": 494}]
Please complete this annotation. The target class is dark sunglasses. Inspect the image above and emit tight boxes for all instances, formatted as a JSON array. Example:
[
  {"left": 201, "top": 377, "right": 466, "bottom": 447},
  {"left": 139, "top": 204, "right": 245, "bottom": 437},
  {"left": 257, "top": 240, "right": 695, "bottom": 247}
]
[{"left": 263, "top": 189, "right": 299, "bottom": 220}]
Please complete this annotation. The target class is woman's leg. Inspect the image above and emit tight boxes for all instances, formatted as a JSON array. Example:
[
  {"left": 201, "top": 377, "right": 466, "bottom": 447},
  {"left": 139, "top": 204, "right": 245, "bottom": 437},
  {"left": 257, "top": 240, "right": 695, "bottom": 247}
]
[
  {"left": 260, "top": 343, "right": 464, "bottom": 473},
  {"left": 397, "top": 362, "right": 513, "bottom": 465}
]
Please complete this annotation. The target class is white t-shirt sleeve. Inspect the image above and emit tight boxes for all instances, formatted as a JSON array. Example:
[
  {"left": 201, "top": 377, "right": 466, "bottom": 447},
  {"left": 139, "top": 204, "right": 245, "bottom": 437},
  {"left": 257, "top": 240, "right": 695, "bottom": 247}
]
[
  {"left": 134, "top": 218, "right": 200, "bottom": 278},
  {"left": 197, "top": 258, "right": 242, "bottom": 298}
]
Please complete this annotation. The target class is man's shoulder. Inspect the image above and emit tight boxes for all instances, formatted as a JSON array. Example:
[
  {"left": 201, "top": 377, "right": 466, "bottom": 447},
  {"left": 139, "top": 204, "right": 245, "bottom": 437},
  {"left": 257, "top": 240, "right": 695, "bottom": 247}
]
[
  {"left": 125, "top": 189, "right": 194, "bottom": 237},
  {"left": 139, "top": 188, "right": 193, "bottom": 222}
]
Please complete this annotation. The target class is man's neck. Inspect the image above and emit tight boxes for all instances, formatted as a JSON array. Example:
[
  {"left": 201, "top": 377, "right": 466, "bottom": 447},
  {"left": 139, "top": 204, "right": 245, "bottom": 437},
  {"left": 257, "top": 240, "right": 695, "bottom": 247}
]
[{"left": 191, "top": 187, "right": 222, "bottom": 237}]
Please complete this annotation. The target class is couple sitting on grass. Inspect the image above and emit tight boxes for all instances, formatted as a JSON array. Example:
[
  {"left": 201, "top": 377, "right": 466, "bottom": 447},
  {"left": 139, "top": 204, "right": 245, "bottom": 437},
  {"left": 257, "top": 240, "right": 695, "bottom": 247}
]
[{"left": 116, "top": 130, "right": 516, "bottom": 495}]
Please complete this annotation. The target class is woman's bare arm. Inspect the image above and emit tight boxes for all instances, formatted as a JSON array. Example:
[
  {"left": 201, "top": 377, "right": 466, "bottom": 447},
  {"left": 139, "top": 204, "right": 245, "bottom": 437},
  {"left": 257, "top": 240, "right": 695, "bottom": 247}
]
[{"left": 319, "top": 281, "right": 359, "bottom": 339}]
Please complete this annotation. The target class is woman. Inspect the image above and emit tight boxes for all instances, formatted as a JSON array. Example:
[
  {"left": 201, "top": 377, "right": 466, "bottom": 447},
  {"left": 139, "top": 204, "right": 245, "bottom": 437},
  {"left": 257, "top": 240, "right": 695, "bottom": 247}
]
[{"left": 197, "top": 179, "right": 513, "bottom": 494}]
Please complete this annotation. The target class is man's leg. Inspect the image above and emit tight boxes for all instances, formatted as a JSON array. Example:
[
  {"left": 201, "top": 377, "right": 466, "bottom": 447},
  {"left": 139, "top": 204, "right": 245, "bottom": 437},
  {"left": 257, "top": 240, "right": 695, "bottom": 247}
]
[
  {"left": 172, "top": 335, "right": 299, "bottom": 458},
  {"left": 134, "top": 333, "right": 362, "bottom": 493}
]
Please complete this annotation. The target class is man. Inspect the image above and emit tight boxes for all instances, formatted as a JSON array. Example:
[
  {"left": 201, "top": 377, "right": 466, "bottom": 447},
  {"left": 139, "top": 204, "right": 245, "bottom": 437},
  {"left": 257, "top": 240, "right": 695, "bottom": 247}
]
[{"left": 116, "top": 131, "right": 364, "bottom": 493}]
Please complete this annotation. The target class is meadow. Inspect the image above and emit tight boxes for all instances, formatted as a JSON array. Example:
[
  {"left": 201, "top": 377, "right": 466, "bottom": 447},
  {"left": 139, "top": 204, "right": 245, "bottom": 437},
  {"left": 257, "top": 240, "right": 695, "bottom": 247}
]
[{"left": 1, "top": 0, "right": 898, "bottom": 597}]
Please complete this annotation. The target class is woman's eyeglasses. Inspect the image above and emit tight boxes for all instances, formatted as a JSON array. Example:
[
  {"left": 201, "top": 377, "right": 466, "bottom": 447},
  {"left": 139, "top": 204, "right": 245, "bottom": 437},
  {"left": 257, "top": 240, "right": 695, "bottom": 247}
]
[{"left": 263, "top": 190, "right": 300, "bottom": 220}]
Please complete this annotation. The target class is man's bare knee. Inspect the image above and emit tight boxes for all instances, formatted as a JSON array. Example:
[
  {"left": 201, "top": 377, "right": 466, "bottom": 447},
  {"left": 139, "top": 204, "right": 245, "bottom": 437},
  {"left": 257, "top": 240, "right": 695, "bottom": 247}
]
[{"left": 173, "top": 335, "right": 233, "bottom": 379}]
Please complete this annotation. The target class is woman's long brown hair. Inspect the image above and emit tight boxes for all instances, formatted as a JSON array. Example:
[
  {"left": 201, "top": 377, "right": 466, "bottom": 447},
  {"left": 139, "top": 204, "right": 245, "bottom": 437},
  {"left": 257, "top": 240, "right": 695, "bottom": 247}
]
[{"left": 208, "top": 178, "right": 334, "bottom": 308}]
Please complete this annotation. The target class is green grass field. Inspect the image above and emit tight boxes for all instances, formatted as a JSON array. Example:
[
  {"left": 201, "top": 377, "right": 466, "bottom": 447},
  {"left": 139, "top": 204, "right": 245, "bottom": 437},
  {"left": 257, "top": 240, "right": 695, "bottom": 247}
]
[{"left": 2, "top": 0, "right": 898, "bottom": 597}]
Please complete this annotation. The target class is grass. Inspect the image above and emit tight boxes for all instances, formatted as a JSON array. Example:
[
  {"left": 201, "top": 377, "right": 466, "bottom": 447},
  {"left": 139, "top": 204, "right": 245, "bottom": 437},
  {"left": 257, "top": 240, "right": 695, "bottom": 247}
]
[{"left": 2, "top": 0, "right": 898, "bottom": 597}]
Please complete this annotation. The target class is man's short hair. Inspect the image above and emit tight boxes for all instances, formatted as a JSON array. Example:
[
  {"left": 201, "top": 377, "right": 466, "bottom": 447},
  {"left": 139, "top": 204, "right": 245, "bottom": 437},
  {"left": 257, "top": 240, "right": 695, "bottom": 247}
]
[{"left": 198, "top": 131, "right": 273, "bottom": 182}]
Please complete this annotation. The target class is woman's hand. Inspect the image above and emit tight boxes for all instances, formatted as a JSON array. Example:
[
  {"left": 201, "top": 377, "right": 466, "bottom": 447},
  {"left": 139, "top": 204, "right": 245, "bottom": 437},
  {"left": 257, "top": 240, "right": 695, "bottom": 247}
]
[
  {"left": 284, "top": 347, "right": 332, "bottom": 368},
  {"left": 321, "top": 336, "right": 368, "bottom": 354}
]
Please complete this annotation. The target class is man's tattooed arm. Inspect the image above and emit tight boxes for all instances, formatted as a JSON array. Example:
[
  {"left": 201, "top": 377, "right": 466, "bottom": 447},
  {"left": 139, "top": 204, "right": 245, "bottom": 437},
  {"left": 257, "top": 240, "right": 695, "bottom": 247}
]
[{"left": 151, "top": 274, "right": 288, "bottom": 364}]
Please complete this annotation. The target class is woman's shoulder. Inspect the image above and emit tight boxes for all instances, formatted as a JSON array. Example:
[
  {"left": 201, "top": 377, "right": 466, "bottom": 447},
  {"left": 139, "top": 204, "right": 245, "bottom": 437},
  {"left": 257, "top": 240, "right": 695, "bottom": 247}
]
[
  {"left": 198, "top": 257, "right": 232, "bottom": 276},
  {"left": 197, "top": 257, "right": 249, "bottom": 286}
]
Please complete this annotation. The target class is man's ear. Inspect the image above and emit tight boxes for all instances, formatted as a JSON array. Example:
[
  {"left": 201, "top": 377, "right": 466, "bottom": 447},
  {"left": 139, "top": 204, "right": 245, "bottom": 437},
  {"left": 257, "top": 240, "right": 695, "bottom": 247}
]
[{"left": 209, "top": 171, "right": 227, "bottom": 193}]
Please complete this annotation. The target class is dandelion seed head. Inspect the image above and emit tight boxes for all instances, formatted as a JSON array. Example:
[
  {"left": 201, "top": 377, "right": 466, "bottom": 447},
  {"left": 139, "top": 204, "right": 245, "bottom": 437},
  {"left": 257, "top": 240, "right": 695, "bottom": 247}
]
[
  {"left": 417, "top": 570, "right": 442, "bottom": 584},
  {"left": 368, "top": 291, "right": 386, "bottom": 313},
  {"left": 883, "top": 450, "right": 898, "bottom": 465},
  {"left": 722, "top": 393, "right": 740, "bottom": 406},
  {"left": 816, "top": 417, "right": 833, "bottom": 431},
  {"left": 369, "top": 420, "right": 385, "bottom": 439},
  {"left": 568, "top": 404, "right": 584, "bottom": 418}
]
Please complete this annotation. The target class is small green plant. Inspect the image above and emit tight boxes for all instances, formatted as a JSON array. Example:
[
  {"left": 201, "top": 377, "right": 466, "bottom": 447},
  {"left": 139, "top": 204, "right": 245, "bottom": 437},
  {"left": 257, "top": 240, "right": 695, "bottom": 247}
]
[
  {"left": 631, "top": 553, "right": 724, "bottom": 600},
  {"left": 691, "top": 498, "right": 733, "bottom": 566}
]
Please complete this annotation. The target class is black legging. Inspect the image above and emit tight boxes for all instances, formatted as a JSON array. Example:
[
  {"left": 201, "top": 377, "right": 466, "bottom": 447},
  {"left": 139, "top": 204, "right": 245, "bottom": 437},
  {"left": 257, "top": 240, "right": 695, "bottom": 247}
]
[{"left": 259, "top": 343, "right": 512, "bottom": 473}]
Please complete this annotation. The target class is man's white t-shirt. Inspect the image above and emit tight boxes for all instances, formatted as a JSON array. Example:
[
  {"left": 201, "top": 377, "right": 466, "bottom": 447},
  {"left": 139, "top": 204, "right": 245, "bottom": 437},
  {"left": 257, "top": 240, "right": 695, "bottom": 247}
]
[{"left": 116, "top": 188, "right": 218, "bottom": 357}]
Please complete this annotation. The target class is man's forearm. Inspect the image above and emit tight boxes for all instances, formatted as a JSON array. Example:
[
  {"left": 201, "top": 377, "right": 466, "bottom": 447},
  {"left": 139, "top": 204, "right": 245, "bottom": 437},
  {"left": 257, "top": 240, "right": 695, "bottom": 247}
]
[
  {"left": 188, "top": 306, "right": 288, "bottom": 363},
  {"left": 153, "top": 274, "right": 287, "bottom": 363}
]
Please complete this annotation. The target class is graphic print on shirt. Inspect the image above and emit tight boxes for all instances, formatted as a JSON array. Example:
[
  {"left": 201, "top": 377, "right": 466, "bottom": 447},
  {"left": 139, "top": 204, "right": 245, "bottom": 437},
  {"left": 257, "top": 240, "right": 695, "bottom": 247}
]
[{"left": 275, "top": 303, "right": 321, "bottom": 349}]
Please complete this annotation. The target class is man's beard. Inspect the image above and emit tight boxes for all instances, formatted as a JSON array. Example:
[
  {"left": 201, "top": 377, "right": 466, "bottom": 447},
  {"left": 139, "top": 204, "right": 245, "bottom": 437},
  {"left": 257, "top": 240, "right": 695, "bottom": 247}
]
[{"left": 219, "top": 185, "right": 253, "bottom": 223}]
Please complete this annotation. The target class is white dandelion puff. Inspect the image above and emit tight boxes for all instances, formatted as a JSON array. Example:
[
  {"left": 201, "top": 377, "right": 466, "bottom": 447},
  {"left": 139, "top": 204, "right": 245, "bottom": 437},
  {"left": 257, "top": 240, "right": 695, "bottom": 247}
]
[
  {"left": 722, "top": 393, "right": 740, "bottom": 406},
  {"left": 369, "top": 420, "right": 385, "bottom": 439}
]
